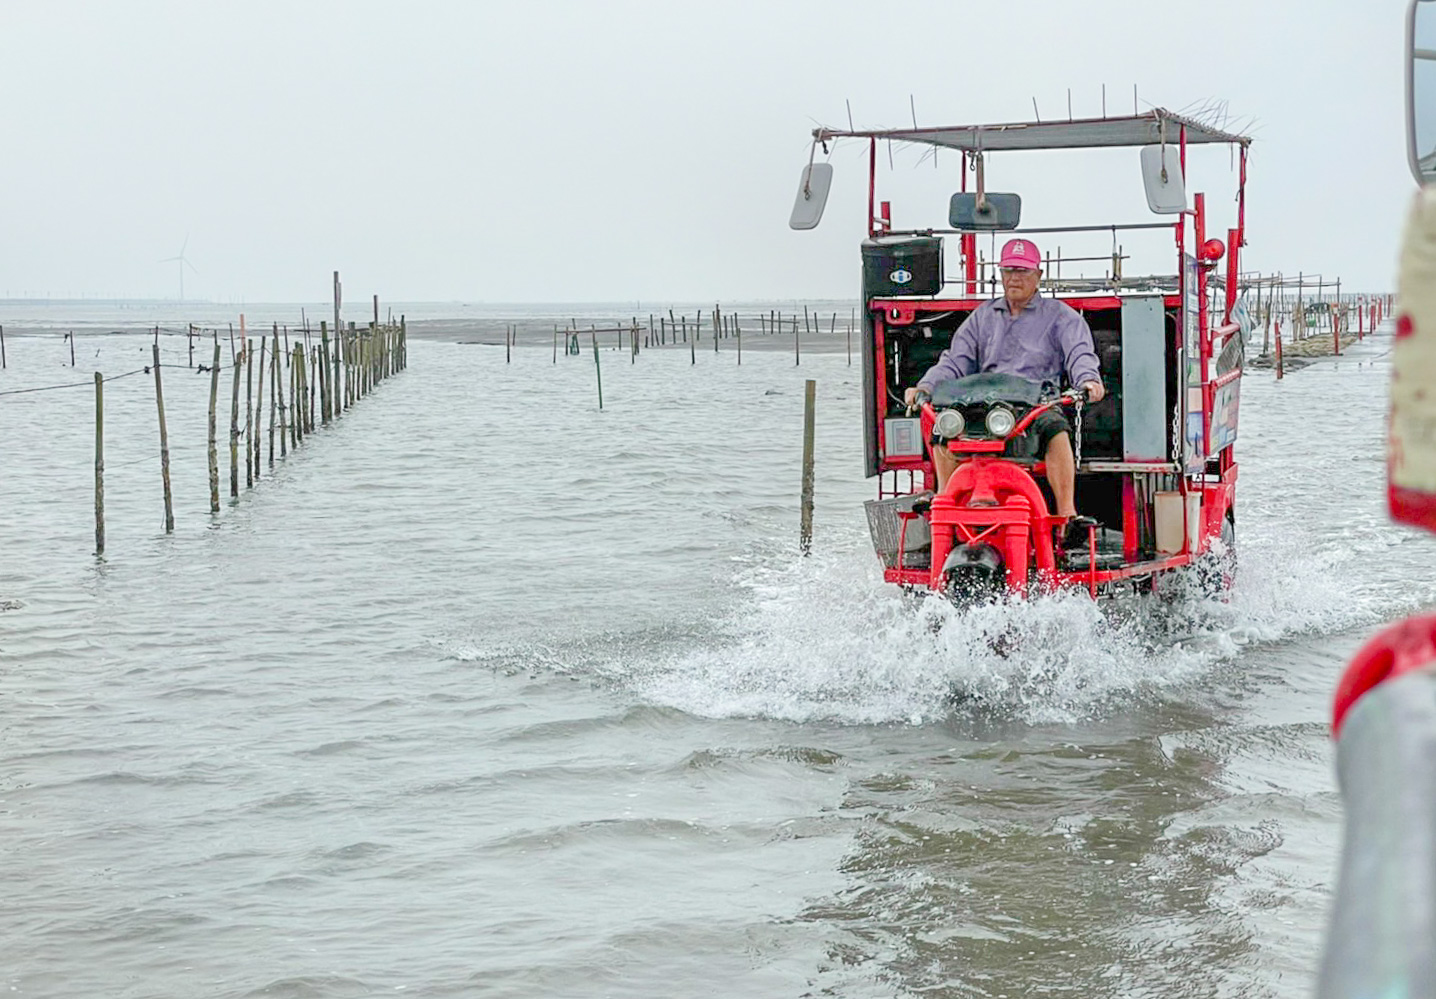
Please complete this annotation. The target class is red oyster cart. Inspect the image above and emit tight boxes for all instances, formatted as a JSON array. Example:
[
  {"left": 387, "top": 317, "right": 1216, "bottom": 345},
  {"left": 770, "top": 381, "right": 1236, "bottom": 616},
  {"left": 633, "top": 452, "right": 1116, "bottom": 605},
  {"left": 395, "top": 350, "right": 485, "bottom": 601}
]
[{"left": 790, "top": 110, "right": 1251, "bottom": 600}]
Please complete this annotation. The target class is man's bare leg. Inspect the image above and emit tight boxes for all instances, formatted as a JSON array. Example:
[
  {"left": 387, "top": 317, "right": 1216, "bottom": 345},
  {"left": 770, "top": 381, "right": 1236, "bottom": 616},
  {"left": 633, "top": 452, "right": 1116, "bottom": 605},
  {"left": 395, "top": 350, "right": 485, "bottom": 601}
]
[
  {"left": 1044, "top": 431, "right": 1078, "bottom": 519},
  {"left": 932, "top": 445, "right": 959, "bottom": 492}
]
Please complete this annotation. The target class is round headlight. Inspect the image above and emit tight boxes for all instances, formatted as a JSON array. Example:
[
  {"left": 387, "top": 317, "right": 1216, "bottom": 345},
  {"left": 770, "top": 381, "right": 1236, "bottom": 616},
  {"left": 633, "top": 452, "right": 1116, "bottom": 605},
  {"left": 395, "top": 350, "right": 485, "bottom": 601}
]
[
  {"left": 934, "top": 409, "right": 965, "bottom": 440},
  {"left": 985, "top": 405, "right": 1017, "bottom": 437}
]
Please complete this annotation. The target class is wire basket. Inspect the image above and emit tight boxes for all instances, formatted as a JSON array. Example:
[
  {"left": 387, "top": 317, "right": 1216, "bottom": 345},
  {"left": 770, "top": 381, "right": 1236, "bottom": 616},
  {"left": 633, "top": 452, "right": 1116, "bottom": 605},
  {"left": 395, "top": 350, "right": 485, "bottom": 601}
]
[{"left": 864, "top": 494, "right": 933, "bottom": 569}]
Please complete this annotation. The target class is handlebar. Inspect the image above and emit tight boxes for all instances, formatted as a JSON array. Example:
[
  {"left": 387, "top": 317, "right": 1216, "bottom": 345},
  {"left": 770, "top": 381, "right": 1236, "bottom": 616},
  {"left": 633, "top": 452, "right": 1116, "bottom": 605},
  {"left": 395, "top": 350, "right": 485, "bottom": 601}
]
[{"left": 913, "top": 386, "right": 1091, "bottom": 437}]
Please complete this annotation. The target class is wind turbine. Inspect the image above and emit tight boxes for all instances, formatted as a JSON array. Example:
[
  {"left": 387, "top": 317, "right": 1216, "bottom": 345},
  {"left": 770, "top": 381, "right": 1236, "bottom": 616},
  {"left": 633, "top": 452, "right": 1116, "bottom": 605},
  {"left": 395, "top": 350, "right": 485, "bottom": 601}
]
[{"left": 159, "top": 236, "right": 199, "bottom": 301}]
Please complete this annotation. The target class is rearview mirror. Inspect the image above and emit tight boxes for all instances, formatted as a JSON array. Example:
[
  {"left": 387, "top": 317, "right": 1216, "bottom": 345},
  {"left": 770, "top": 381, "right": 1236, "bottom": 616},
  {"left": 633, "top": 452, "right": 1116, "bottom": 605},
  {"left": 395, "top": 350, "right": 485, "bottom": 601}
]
[
  {"left": 1410, "top": 0, "right": 1436, "bottom": 184},
  {"left": 789, "top": 162, "right": 833, "bottom": 230},
  {"left": 1140, "top": 145, "right": 1187, "bottom": 214},
  {"left": 948, "top": 192, "right": 1022, "bottom": 230}
]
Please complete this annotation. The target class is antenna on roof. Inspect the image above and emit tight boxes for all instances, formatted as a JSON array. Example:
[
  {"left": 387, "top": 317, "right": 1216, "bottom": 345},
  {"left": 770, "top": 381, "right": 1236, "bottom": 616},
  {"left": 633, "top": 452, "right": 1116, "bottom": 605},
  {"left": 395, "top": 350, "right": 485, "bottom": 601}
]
[
  {"left": 846, "top": 99, "right": 854, "bottom": 131},
  {"left": 1133, "top": 84, "right": 1139, "bottom": 115},
  {"left": 1102, "top": 83, "right": 1107, "bottom": 117},
  {"left": 1032, "top": 97, "right": 1041, "bottom": 123},
  {"left": 1067, "top": 88, "right": 1072, "bottom": 121},
  {"left": 909, "top": 94, "right": 917, "bottom": 129}
]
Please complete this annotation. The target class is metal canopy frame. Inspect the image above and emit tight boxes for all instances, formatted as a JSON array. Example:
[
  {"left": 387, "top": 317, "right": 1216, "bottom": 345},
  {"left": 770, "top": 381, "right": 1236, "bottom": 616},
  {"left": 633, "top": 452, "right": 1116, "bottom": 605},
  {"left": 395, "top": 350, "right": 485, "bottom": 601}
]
[{"left": 815, "top": 109, "right": 1250, "bottom": 153}]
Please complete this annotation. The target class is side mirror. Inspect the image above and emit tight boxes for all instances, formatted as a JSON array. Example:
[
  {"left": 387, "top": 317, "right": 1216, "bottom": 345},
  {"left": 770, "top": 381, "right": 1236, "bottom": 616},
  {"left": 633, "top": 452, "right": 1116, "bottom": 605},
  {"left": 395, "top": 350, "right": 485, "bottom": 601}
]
[
  {"left": 1409, "top": 0, "right": 1436, "bottom": 184},
  {"left": 789, "top": 162, "right": 833, "bottom": 230},
  {"left": 1140, "top": 145, "right": 1187, "bottom": 214},
  {"left": 948, "top": 192, "right": 1021, "bottom": 230}
]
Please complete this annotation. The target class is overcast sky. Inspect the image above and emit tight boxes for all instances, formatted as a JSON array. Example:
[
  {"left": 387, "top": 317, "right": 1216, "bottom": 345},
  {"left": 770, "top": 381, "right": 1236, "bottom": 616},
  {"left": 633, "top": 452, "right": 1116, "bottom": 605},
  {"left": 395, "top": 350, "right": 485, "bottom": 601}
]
[{"left": 0, "top": 0, "right": 1416, "bottom": 303}]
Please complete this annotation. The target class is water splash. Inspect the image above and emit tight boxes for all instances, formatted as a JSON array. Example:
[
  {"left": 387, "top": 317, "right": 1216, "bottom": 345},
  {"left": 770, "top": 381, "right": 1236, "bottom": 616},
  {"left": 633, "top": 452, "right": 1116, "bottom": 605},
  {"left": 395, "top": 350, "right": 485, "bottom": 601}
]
[{"left": 620, "top": 513, "right": 1408, "bottom": 726}]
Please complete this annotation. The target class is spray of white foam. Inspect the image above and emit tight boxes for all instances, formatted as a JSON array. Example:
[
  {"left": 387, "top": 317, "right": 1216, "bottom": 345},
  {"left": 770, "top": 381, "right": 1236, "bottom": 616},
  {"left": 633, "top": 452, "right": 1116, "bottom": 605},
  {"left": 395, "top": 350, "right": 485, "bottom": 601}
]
[
  {"left": 620, "top": 511, "right": 1412, "bottom": 726},
  {"left": 444, "top": 510, "right": 1430, "bottom": 727}
]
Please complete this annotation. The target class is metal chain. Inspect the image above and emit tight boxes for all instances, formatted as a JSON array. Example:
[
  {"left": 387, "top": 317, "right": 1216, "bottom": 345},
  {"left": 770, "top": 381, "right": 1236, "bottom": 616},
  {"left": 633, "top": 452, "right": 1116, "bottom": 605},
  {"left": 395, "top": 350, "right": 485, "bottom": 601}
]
[
  {"left": 1073, "top": 395, "right": 1084, "bottom": 466},
  {"left": 1171, "top": 394, "right": 1182, "bottom": 468}
]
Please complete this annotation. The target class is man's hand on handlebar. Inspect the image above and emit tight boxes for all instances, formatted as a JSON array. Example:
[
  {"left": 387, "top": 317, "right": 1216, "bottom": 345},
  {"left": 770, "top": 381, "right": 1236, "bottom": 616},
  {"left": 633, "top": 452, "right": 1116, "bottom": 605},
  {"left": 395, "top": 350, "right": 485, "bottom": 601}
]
[
  {"left": 903, "top": 386, "right": 931, "bottom": 414},
  {"left": 1074, "top": 380, "right": 1105, "bottom": 404}
]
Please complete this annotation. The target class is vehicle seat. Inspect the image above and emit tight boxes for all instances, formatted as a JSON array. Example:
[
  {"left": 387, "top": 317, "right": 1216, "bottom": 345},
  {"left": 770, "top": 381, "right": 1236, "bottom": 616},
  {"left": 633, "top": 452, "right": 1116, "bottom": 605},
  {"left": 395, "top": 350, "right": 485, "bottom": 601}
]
[{"left": 1076, "top": 330, "right": 1122, "bottom": 460}]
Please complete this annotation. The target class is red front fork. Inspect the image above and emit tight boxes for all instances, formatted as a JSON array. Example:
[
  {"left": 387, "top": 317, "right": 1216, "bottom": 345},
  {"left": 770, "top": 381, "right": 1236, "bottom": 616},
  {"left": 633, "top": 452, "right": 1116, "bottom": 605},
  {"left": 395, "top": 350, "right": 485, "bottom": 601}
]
[
  {"left": 926, "top": 456, "right": 1059, "bottom": 596},
  {"left": 918, "top": 401, "right": 1064, "bottom": 594}
]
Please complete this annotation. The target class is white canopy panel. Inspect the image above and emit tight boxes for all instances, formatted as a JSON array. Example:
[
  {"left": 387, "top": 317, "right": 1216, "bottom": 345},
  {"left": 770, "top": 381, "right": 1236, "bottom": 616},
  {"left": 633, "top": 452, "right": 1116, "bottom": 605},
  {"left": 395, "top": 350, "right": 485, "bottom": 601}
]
[{"left": 814, "top": 110, "right": 1249, "bottom": 153}]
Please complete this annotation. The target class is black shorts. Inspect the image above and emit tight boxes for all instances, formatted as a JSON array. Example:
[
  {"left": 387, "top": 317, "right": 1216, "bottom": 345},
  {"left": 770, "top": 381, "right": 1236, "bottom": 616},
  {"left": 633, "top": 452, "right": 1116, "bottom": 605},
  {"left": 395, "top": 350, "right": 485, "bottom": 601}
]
[{"left": 1026, "top": 409, "right": 1072, "bottom": 456}]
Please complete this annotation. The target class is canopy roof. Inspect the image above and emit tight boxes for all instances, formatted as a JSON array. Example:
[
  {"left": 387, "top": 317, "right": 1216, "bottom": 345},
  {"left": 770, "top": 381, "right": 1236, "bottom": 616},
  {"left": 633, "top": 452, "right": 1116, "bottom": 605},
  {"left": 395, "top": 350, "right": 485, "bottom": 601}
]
[{"left": 813, "top": 109, "right": 1250, "bottom": 153}]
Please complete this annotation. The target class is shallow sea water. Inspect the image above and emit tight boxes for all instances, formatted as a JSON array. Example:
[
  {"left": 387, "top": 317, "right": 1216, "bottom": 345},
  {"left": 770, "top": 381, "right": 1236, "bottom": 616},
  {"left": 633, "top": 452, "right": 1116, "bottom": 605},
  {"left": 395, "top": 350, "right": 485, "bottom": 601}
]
[{"left": 2, "top": 322, "right": 1433, "bottom": 998}]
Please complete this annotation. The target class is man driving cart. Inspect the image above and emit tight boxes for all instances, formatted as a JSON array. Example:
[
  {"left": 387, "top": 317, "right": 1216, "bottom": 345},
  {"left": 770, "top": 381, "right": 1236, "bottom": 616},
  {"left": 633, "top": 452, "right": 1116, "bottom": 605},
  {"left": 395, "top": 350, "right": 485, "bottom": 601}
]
[{"left": 903, "top": 237, "right": 1107, "bottom": 543}]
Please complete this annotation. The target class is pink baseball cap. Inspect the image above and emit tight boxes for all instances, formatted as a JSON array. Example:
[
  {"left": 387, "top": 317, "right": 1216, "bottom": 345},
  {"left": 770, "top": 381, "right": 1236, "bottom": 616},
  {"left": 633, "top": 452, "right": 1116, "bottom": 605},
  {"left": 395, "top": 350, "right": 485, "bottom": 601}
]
[{"left": 999, "top": 238, "right": 1042, "bottom": 270}]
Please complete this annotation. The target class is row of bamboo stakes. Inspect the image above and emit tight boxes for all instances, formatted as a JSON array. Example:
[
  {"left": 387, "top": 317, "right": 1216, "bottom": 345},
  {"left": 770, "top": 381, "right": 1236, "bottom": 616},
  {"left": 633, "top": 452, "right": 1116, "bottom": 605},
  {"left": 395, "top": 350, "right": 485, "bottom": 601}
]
[
  {"left": 1239, "top": 275, "right": 1395, "bottom": 380},
  {"left": 501, "top": 306, "right": 862, "bottom": 372},
  {"left": 91, "top": 315, "right": 407, "bottom": 555}
]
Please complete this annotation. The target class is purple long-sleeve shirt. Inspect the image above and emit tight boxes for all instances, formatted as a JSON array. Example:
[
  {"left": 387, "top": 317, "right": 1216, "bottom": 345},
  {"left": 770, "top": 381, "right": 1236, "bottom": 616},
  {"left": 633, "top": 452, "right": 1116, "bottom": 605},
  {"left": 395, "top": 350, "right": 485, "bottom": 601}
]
[{"left": 917, "top": 293, "right": 1101, "bottom": 392}]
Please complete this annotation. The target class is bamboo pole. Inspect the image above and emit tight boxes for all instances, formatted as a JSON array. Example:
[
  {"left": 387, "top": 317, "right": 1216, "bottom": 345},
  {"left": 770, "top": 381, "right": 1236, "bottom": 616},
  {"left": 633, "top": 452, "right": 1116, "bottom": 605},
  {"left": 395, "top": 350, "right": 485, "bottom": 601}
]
[
  {"left": 275, "top": 327, "right": 288, "bottom": 458},
  {"left": 208, "top": 343, "right": 221, "bottom": 513},
  {"left": 94, "top": 372, "right": 104, "bottom": 555},
  {"left": 291, "top": 345, "right": 303, "bottom": 447},
  {"left": 308, "top": 346, "right": 317, "bottom": 431},
  {"left": 317, "top": 336, "right": 329, "bottom": 427},
  {"left": 320, "top": 321, "right": 331, "bottom": 422},
  {"left": 332, "top": 322, "right": 342, "bottom": 417},
  {"left": 592, "top": 331, "right": 603, "bottom": 410},
  {"left": 800, "top": 378, "right": 816, "bottom": 554},
  {"left": 1, "top": 324, "right": 6, "bottom": 368},
  {"left": 245, "top": 339, "right": 254, "bottom": 488},
  {"left": 269, "top": 328, "right": 280, "bottom": 463},
  {"left": 736, "top": 316, "right": 742, "bottom": 365},
  {"left": 333, "top": 271, "right": 342, "bottom": 414},
  {"left": 229, "top": 344, "right": 242, "bottom": 497},
  {"left": 253, "top": 337, "right": 264, "bottom": 479},
  {"left": 151, "top": 345, "right": 174, "bottom": 532}
]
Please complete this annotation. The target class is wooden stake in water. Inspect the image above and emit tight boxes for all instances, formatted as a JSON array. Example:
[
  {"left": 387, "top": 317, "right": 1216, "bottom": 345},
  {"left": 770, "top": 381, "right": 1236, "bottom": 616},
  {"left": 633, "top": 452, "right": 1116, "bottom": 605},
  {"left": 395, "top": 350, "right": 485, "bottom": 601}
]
[
  {"left": 291, "top": 345, "right": 303, "bottom": 446},
  {"left": 591, "top": 331, "right": 603, "bottom": 410},
  {"left": 245, "top": 339, "right": 254, "bottom": 488},
  {"left": 320, "top": 321, "right": 331, "bottom": 422},
  {"left": 208, "top": 343, "right": 221, "bottom": 513},
  {"left": 229, "top": 344, "right": 243, "bottom": 497},
  {"left": 94, "top": 372, "right": 104, "bottom": 556},
  {"left": 253, "top": 337, "right": 265, "bottom": 479},
  {"left": 1, "top": 324, "right": 6, "bottom": 369},
  {"left": 274, "top": 327, "right": 286, "bottom": 459},
  {"left": 152, "top": 344, "right": 174, "bottom": 532},
  {"left": 800, "top": 378, "right": 816, "bottom": 554},
  {"left": 333, "top": 271, "right": 342, "bottom": 412}
]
